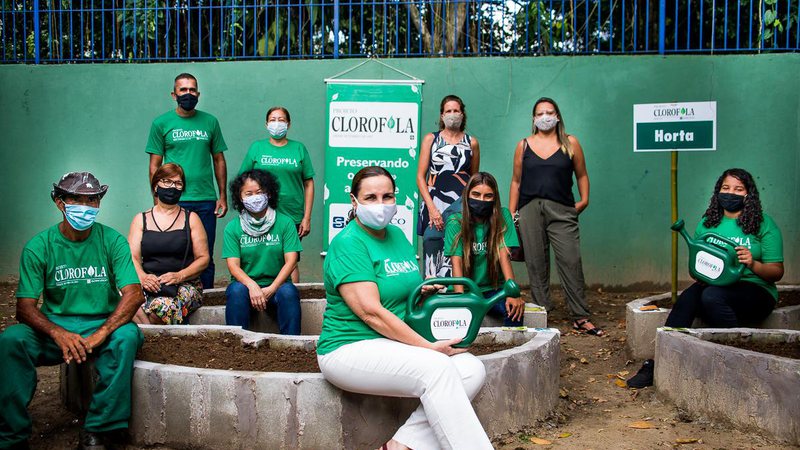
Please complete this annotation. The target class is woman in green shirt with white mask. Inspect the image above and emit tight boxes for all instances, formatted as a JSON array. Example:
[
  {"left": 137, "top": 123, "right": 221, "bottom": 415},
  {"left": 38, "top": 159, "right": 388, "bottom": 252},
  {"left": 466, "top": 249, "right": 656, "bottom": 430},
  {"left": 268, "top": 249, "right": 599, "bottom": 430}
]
[{"left": 317, "top": 166, "right": 493, "bottom": 450}]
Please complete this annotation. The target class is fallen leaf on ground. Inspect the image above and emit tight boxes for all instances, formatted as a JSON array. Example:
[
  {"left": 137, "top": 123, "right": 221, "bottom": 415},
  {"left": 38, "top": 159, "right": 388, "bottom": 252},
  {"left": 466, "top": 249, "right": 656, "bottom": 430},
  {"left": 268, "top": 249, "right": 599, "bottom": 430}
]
[
  {"left": 588, "top": 377, "right": 596, "bottom": 382},
  {"left": 617, "top": 370, "right": 629, "bottom": 377},
  {"left": 580, "top": 357, "right": 588, "bottom": 364},
  {"left": 558, "top": 432, "right": 572, "bottom": 438},
  {"left": 614, "top": 379, "right": 627, "bottom": 388},
  {"left": 628, "top": 420, "right": 656, "bottom": 429},
  {"left": 559, "top": 388, "right": 568, "bottom": 398},
  {"left": 675, "top": 438, "right": 699, "bottom": 444},
  {"left": 530, "top": 437, "right": 552, "bottom": 445}
]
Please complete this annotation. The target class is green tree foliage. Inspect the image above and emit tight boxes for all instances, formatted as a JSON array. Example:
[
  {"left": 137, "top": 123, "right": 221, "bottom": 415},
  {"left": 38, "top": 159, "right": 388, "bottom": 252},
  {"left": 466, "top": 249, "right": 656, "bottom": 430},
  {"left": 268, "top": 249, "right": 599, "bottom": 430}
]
[{"left": 2, "top": 0, "right": 796, "bottom": 62}]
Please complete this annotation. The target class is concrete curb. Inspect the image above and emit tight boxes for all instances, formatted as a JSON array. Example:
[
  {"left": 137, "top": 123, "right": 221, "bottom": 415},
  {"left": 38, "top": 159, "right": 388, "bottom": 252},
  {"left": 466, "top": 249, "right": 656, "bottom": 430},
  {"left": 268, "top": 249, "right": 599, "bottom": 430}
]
[
  {"left": 129, "top": 325, "right": 560, "bottom": 449},
  {"left": 655, "top": 328, "right": 800, "bottom": 445},
  {"left": 188, "top": 301, "right": 548, "bottom": 334},
  {"left": 626, "top": 285, "right": 800, "bottom": 360}
]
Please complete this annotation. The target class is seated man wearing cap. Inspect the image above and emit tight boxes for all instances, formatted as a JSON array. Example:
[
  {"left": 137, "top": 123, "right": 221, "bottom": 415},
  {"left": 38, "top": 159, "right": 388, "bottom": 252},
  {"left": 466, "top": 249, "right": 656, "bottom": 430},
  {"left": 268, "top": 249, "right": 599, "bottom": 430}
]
[{"left": 0, "top": 172, "right": 145, "bottom": 450}]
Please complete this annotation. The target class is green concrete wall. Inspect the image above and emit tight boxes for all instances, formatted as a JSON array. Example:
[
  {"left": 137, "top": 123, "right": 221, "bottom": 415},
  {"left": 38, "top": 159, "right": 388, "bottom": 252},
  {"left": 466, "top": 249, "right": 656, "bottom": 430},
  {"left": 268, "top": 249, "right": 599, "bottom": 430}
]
[{"left": 1, "top": 55, "right": 798, "bottom": 287}]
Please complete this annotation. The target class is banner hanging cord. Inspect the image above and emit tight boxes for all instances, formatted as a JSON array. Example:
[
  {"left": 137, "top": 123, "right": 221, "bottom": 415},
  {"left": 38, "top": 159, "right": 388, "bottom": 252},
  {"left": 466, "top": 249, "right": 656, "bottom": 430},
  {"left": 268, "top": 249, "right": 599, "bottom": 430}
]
[{"left": 326, "top": 56, "right": 422, "bottom": 82}]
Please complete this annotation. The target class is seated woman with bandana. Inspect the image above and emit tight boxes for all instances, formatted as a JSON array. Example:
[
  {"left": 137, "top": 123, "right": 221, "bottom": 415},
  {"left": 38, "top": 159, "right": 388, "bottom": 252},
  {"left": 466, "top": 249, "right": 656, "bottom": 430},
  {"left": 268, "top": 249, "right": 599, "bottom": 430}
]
[
  {"left": 223, "top": 169, "right": 302, "bottom": 334},
  {"left": 129, "top": 163, "right": 210, "bottom": 325}
]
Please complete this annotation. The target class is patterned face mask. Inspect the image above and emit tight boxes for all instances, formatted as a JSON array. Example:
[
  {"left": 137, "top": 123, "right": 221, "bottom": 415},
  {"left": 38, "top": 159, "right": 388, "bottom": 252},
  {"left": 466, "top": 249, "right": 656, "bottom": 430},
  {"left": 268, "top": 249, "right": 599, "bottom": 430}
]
[
  {"left": 534, "top": 114, "right": 559, "bottom": 131},
  {"left": 443, "top": 113, "right": 463, "bottom": 130}
]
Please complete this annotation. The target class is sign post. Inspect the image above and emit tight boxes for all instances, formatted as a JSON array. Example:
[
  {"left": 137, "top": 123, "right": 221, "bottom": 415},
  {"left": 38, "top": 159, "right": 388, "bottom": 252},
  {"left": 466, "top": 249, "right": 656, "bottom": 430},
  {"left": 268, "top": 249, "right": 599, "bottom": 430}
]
[
  {"left": 633, "top": 101, "right": 717, "bottom": 302},
  {"left": 323, "top": 81, "right": 423, "bottom": 251}
]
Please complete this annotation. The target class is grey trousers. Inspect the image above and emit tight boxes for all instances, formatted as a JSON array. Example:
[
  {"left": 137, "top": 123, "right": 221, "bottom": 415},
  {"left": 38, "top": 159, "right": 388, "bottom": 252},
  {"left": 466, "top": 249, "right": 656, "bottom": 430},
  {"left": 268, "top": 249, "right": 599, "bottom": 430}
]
[{"left": 518, "top": 198, "right": 592, "bottom": 320}]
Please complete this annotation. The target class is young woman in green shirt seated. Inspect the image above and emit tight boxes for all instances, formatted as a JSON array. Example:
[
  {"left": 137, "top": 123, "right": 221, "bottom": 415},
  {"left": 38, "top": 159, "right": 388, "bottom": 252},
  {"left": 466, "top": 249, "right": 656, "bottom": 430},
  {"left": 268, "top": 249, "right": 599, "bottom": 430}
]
[
  {"left": 444, "top": 172, "right": 525, "bottom": 326},
  {"left": 628, "top": 168, "right": 784, "bottom": 389},
  {"left": 223, "top": 169, "right": 302, "bottom": 334},
  {"left": 317, "top": 166, "right": 493, "bottom": 450}
]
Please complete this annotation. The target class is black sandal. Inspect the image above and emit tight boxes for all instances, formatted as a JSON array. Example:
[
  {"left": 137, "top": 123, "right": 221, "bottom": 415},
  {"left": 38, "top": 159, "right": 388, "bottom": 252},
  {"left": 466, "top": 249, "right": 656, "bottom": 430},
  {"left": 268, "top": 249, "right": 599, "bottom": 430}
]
[{"left": 573, "top": 318, "right": 604, "bottom": 336}]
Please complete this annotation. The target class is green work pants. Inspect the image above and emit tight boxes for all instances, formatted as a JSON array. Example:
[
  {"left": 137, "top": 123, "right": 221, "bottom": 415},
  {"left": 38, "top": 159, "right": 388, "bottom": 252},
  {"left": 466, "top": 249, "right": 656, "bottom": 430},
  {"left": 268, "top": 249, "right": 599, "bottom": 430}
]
[{"left": 0, "top": 316, "right": 143, "bottom": 448}]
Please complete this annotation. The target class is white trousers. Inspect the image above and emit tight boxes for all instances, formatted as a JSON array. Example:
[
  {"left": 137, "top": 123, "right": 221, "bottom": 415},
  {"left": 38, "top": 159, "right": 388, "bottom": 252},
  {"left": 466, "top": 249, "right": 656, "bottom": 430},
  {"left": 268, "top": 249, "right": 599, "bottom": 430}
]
[{"left": 318, "top": 338, "right": 493, "bottom": 450}]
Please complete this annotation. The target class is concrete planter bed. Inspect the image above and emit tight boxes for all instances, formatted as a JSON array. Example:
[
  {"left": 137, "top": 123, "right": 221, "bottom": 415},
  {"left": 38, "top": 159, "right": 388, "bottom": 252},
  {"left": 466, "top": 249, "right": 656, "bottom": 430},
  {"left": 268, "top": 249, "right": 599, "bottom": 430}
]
[
  {"left": 655, "top": 328, "right": 800, "bottom": 445},
  {"left": 127, "top": 325, "right": 560, "bottom": 449},
  {"left": 626, "top": 285, "right": 800, "bottom": 360}
]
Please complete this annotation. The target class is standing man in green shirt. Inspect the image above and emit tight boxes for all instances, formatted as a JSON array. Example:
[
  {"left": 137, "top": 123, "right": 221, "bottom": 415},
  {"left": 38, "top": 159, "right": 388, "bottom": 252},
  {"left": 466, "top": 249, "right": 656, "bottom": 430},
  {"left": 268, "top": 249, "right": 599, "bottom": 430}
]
[
  {"left": 146, "top": 73, "right": 228, "bottom": 289},
  {"left": 0, "top": 172, "right": 145, "bottom": 450}
]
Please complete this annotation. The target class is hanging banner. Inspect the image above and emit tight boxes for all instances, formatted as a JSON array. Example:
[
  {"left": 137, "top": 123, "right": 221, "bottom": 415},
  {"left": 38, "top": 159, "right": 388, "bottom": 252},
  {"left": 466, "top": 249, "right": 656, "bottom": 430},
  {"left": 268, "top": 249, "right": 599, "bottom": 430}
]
[{"left": 323, "top": 81, "right": 423, "bottom": 251}]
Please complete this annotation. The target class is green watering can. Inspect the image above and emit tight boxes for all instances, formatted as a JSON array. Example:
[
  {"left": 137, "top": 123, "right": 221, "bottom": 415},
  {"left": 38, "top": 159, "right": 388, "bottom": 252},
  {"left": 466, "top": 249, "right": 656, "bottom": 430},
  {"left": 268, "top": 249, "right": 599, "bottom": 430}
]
[
  {"left": 405, "top": 277, "right": 521, "bottom": 348},
  {"left": 671, "top": 219, "right": 745, "bottom": 286}
]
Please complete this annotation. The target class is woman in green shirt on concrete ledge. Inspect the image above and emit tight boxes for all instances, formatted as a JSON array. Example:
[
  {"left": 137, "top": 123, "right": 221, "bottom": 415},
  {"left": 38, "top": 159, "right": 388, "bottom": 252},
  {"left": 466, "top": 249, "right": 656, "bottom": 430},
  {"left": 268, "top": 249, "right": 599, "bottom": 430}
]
[
  {"left": 627, "top": 168, "right": 784, "bottom": 389},
  {"left": 445, "top": 172, "right": 525, "bottom": 326},
  {"left": 317, "top": 166, "right": 493, "bottom": 450},
  {"left": 222, "top": 169, "right": 302, "bottom": 334},
  {"left": 239, "top": 106, "right": 315, "bottom": 283}
]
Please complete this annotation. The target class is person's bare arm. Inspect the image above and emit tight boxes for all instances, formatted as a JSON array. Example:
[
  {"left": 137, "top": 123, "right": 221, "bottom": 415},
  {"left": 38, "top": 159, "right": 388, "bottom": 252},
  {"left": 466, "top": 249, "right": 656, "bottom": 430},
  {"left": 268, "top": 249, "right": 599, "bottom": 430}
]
[
  {"left": 498, "top": 249, "right": 524, "bottom": 321},
  {"left": 508, "top": 140, "right": 525, "bottom": 214},
  {"left": 299, "top": 179, "right": 314, "bottom": 237},
  {"left": 451, "top": 255, "right": 465, "bottom": 294},
  {"left": 149, "top": 154, "right": 163, "bottom": 186},
  {"left": 570, "top": 136, "right": 590, "bottom": 214},
  {"left": 84, "top": 284, "right": 144, "bottom": 350},
  {"left": 213, "top": 152, "right": 228, "bottom": 218},
  {"left": 470, "top": 135, "right": 481, "bottom": 173},
  {"left": 338, "top": 281, "right": 465, "bottom": 355},
  {"left": 416, "top": 133, "right": 444, "bottom": 230},
  {"left": 263, "top": 252, "right": 299, "bottom": 300},
  {"left": 17, "top": 297, "right": 91, "bottom": 364},
  {"left": 127, "top": 213, "right": 161, "bottom": 293}
]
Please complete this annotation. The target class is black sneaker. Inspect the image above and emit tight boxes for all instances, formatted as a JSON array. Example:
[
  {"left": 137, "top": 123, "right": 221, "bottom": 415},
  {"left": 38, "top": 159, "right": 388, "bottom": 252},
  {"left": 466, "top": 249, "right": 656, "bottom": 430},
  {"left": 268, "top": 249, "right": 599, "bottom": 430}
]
[
  {"left": 77, "top": 430, "right": 107, "bottom": 450},
  {"left": 627, "top": 359, "right": 654, "bottom": 388}
]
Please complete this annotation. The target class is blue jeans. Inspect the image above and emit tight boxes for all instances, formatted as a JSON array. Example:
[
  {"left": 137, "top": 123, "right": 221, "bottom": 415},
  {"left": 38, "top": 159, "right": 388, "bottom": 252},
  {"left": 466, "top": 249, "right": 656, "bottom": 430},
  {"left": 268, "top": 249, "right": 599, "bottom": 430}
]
[
  {"left": 484, "top": 289, "right": 523, "bottom": 327},
  {"left": 179, "top": 200, "right": 217, "bottom": 289},
  {"left": 225, "top": 281, "right": 301, "bottom": 335}
]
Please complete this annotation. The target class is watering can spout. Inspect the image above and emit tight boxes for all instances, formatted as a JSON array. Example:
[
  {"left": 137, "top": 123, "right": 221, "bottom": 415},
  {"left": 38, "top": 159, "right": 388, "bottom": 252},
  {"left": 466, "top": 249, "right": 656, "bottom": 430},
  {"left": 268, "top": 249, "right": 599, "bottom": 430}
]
[
  {"left": 488, "top": 279, "right": 520, "bottom": 305},
  {"left": 671, "top": 219, "right": 692, "bottom": 244}
]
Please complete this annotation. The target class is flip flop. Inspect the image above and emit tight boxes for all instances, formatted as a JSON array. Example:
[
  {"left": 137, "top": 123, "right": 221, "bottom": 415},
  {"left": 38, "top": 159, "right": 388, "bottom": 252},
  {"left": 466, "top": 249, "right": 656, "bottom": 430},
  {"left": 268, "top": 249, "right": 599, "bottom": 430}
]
[{"left": 573, "top": 319, "right": 604, "bottom": 336}]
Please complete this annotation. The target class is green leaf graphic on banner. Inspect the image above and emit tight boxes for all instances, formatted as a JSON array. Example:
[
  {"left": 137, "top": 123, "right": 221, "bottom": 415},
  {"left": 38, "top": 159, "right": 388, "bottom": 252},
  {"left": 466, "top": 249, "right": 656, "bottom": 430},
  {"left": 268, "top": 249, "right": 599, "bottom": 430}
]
[{"left": 388, "top": 117, "right": 396, "bottom": 129}]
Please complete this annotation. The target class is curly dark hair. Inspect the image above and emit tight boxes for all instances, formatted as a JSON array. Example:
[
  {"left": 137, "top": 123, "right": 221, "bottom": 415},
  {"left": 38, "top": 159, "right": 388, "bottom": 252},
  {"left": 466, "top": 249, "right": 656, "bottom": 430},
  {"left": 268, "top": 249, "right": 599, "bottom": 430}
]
[
  {"left": 702, "top": 168, "right": 763, "bottom": 235},
  {"left": 229, "top": 169, "right": 280, "bottom": 213}
]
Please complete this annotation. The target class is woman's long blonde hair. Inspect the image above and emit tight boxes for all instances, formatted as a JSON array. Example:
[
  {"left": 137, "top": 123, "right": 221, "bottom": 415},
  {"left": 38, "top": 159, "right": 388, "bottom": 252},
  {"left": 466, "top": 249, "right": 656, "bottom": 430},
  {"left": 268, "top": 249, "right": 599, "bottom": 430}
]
[{"left": 532, "top": 97, "right": 573, "bottom": 158}]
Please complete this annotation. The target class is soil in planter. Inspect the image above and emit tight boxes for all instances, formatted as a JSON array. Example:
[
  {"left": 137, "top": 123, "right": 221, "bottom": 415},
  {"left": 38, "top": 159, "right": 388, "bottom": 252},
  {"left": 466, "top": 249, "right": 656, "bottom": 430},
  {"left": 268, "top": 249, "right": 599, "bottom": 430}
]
[
  {"left": 778, "top": 289, "right": 800, "bottom": 307},
  {"left": 138, "top": 333, "right": 519, "bottom": 372},
  {"left": 719, "top": 340, "right": 800, "bottom": 359},
  {"left": 202, "top": 287, "right": 328, "bottom": 306}
]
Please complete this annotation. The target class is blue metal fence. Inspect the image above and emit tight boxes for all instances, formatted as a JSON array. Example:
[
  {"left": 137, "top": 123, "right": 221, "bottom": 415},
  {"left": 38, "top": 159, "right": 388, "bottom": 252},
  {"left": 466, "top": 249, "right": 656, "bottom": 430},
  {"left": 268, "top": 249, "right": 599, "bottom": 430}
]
[{"left": 2, "top": 0, "right": 798, "bottom": 63}]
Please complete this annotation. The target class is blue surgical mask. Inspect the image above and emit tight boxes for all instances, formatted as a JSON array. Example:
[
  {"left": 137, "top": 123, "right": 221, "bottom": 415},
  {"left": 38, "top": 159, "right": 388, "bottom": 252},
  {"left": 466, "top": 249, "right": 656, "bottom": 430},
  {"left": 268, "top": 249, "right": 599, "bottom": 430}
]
[
  {"left": 64, "top": 204, "right": 99, "bottom": 231},
  {"left": 267, "top": 121, "right": 288, "bottom": 139}
]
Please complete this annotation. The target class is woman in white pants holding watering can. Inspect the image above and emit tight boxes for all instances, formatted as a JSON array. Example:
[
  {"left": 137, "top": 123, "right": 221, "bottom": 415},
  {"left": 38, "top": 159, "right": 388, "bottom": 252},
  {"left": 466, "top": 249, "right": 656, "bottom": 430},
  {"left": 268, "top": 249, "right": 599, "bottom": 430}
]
[
  {"left": 509, "top": 97, "right": 603, "bottom": 336},
  {"left": 317, "top": 166, "right": 492, "bottom": 450}
]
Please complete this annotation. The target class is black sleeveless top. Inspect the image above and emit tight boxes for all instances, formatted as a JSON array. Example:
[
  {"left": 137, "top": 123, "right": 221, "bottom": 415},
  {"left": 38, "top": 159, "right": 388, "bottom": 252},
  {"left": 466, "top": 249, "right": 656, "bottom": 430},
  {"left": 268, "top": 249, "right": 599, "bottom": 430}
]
[
  {"left": 141, "top": 209, "right": 193, "bottom": 276},
  {"left": 518, "top": 140, "right": 575, "bottom": 209}
]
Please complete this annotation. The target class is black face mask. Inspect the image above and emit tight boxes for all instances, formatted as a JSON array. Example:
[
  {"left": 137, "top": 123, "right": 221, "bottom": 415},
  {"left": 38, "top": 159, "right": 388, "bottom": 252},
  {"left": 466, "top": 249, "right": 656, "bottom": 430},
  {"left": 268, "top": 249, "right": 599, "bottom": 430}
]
[
  {"left": 468, "top": 198, "right": 493, "bottom": 218},
  {"left": 717, "top": 192, "right": 745, "bottom": 212},
  {"left": 156, "top": 186, "right": 182, "bottom": 205},
  {"left": 176, "top": 93, "right": 198, "bottom": 111}
]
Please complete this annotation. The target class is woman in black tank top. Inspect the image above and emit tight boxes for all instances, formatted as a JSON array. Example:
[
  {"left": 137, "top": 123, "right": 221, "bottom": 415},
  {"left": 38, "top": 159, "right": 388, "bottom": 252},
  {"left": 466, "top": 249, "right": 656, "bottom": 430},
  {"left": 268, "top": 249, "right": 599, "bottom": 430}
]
[
  {"left": 128, "top": 163, "right": 210, "bottom": 325},
  {"left": 508, "top": 97, "right": 603, "bottom": 336}
]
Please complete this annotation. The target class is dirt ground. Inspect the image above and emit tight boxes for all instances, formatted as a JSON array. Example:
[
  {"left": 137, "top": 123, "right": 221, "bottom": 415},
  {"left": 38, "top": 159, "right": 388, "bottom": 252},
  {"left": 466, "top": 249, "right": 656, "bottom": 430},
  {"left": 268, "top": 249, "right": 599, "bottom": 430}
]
[{"left": 0, "top": 283, "right": 796, "bottom": 450}]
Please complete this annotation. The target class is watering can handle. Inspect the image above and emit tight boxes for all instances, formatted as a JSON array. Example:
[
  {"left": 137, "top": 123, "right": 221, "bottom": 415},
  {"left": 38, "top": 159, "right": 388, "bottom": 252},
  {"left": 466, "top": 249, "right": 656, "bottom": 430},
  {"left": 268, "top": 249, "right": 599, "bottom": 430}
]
[{"left": 406, "top": 277, "right": 481, "bottom": 313}]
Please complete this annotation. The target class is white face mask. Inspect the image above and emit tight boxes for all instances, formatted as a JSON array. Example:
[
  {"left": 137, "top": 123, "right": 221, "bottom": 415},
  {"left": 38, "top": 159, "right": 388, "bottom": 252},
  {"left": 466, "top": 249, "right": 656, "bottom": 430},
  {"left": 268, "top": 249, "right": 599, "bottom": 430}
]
[
  {"left": 442, "top": 113, "right": 463, "bottom": 130},
  {"left": 267, "top": 121, "right": 288, "bottom": 139},
  {"left": 353, "top": 197, "right": 397, "bottom": 230},
  {"left": 534, "top": 114, "right": 559, "bottom": 131},
  {"left": 242, "top": 193, "right": 268, "bottom": 213}
]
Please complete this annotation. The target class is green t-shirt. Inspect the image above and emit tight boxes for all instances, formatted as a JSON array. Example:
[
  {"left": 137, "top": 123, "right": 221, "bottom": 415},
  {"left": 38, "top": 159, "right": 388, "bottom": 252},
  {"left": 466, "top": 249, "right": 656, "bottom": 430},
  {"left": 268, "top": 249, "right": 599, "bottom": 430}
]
[
  {"left": 16, "top": 223, "right": 140, "bottom": 316},
  {"left": 694, "top": 214, "right": 783, "bottom": 299},
  {"left": 444, "top": 207, "right": 518, "bottom": 292},
  {"left": 317, "top": 222, "right": 422, "bottom": 355},
  {"left": 222, "top": 212, "right": 303, "bottom": 286},
  {"left": 146, "top": 110, "right": 228, "bottom": 201},
  {"left": 238, "top": 139, "right": 315, "bottom": 224}
]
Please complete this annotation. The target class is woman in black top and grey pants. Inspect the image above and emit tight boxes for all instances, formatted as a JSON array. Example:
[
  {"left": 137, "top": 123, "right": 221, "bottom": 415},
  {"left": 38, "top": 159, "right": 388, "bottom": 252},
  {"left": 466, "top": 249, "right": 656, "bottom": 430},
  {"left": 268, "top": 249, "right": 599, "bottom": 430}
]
[{"left": 508, "top": 97, "right": 602, "bottom": 336}]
